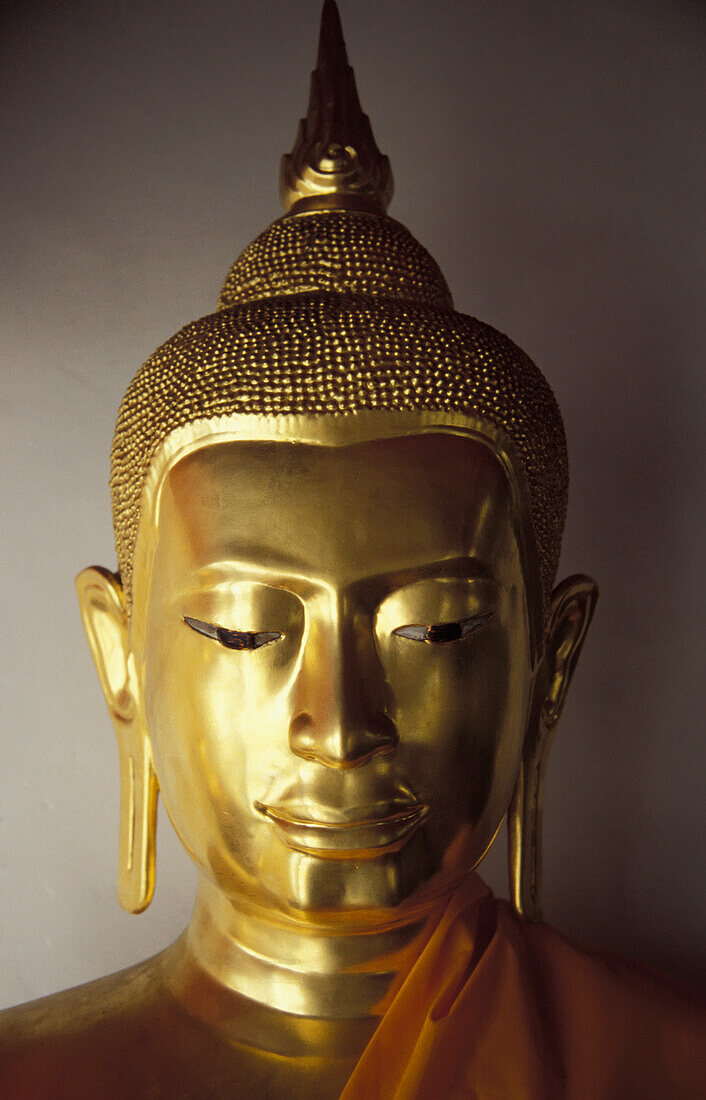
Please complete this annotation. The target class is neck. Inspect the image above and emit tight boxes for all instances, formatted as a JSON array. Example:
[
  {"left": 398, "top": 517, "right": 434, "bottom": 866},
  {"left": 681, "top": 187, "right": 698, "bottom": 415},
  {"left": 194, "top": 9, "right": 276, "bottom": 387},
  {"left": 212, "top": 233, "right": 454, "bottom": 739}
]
[{"left": 167, "top": 875, "right": 445, "bottom": 1027}]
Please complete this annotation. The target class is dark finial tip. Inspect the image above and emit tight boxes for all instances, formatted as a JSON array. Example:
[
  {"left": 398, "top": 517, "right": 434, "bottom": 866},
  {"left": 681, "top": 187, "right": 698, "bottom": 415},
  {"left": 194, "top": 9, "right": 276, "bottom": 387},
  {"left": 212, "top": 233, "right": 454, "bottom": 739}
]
[{"left": 318, "top": 0, "right": 348, "bottom": 70}]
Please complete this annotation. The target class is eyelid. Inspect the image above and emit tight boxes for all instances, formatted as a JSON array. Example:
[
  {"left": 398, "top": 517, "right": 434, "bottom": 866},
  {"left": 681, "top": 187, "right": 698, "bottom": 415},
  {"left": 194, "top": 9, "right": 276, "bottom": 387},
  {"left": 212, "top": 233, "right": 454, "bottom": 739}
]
[
  {"left": 183, "top": 616, "right": 282, "bottom": 650},
  {"left": 393, "top": 611, "right": 493, "bottom": 645}
]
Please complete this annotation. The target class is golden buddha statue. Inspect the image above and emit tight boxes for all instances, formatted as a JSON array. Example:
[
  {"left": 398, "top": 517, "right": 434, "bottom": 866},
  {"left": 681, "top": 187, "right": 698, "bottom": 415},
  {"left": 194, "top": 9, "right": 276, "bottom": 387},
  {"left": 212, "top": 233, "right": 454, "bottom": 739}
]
[{"left": 1, "top": 3, "right": 703, "bottom": 1096}]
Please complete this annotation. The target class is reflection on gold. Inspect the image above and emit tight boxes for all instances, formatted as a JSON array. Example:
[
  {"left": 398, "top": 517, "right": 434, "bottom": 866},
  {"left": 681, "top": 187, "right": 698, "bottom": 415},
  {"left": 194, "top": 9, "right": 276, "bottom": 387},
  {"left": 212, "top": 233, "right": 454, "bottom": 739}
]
[{"left": 141, "top": 434, "right": 535, "bottom": 928}]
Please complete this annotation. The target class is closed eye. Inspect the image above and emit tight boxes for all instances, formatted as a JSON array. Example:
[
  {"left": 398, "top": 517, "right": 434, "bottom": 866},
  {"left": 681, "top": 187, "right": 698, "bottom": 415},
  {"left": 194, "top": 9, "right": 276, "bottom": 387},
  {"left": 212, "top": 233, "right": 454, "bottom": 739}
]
[
  {"left": 393, "top": 611, "right": 493, "bottom": 644},
  {"left": 183, "top": 616, "right": 282, "bottom": 651}
]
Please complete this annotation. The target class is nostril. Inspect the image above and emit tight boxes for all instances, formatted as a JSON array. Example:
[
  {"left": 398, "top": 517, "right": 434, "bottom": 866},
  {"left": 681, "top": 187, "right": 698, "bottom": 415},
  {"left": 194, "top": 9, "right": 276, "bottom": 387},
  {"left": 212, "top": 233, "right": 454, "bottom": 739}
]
[
  {"left": 289, "top": 712, "right": 313, "bottom": 740},
  {"left": 371, "top": 711, "right": 398, "bottom": 750},
  {"left": 288, "top": 711, "right": 321, "bottom": 763},
  {"left": 288, "top": 708, "right": 316, "bottom": 752}
]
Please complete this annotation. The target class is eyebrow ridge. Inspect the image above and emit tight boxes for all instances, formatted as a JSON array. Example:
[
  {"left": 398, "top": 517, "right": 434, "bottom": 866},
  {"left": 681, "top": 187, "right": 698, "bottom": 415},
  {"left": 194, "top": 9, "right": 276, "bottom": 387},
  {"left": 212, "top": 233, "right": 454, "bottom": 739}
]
[{"left": 177, "top": 555, "right": 494, "bottom": 602}]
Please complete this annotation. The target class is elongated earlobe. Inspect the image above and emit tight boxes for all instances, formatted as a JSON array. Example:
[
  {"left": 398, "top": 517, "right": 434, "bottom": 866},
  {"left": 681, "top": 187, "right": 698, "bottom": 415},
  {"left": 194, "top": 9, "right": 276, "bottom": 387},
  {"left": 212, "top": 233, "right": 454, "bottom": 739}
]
[
  {"left": 508, "top": 574, "right": 598, "bottom": 920},
  {"left": 75, "top": 566, "right": 158, "bottom": 913}
]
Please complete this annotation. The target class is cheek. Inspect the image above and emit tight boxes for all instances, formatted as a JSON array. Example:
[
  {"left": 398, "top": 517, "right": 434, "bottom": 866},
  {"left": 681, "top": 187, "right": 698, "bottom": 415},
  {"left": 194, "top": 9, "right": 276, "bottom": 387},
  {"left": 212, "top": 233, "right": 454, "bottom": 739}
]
[
  {"left": 141, "top": 629, "right": 300, "bottom": 862},
  {"left": 379, "top": 623, "right": 531, "bottom": 846}
]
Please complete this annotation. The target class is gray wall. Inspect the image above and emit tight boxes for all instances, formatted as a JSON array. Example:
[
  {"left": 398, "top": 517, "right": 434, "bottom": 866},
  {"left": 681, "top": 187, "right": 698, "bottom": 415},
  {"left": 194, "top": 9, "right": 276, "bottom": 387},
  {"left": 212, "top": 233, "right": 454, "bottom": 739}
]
[{"left": 2, "top": 0, "right": 704, "bottom": 1008}]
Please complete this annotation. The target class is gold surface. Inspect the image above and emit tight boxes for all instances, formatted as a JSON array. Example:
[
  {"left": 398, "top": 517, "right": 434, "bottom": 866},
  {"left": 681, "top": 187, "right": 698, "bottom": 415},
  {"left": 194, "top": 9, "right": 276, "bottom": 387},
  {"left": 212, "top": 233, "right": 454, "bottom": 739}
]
[
  {"left": 0, "top": 2, "right": 597, "bottom": 1094},
  {"left": 218, "top": 211, "right": 452, "bottom": 310},
  {"left": 143, "top": 434, "right": 533, "bottom": 923}
]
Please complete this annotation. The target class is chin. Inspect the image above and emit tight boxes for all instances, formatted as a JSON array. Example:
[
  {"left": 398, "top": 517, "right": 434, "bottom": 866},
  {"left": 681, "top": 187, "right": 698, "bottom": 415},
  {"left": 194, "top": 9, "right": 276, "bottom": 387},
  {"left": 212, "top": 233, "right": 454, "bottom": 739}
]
[
  {"left": 206, "top": 829, "right": 475, "bottom": 924},
  {"left": 274, "top": 838, "right": 458, "bottom": 923}
]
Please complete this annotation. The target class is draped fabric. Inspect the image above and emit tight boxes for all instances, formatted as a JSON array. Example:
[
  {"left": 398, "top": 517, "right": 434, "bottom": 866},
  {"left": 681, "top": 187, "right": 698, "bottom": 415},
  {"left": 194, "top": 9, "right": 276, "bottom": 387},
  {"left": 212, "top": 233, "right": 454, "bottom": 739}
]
[{"left": 341, "top": 875, "right": 705, "bottom": 1099}]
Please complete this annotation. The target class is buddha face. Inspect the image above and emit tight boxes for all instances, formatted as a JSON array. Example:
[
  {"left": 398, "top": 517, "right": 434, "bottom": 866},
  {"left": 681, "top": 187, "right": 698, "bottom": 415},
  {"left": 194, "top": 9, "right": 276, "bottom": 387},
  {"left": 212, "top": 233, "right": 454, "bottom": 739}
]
[{"left": 134, "top": 431, "right": 535, "bottom": 921}]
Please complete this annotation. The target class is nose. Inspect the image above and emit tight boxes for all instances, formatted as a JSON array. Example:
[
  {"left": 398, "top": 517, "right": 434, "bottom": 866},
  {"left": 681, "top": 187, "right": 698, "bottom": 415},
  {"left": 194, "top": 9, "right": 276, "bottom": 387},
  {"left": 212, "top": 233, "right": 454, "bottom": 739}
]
[{"left": 288, "top": 597, "right": 397, "bottom": 770}]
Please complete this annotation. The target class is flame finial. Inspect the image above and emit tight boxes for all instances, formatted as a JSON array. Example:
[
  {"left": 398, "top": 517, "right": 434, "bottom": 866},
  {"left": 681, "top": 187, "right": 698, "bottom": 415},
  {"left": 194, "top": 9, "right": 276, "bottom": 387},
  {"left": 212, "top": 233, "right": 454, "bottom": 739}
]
[{"left": 280, "top": 0, "right": 393, "bottom": 215}]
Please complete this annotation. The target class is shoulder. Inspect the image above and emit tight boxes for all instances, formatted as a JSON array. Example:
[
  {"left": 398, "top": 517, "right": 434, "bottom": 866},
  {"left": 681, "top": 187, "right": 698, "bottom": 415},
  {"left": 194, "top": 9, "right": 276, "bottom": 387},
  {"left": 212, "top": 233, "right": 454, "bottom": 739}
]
[
  {"left": 494, "top": 900, "right": 706, "bottom": 1096},
  {"left": 0, "top": 952, "right": 178, "bottom": 1096},
  {"left": 0, "top": 951, "right": 165, "bottom": 1039},
  {"left": 503, "top": 900, "right": 705, "bottom": 1015}
]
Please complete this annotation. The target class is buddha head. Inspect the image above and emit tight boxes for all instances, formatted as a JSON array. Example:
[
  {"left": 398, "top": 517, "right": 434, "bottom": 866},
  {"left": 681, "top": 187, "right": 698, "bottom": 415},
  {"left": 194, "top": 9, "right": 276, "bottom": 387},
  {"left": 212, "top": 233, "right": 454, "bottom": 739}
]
[{"left": 76, "top": 1, "right": 597, "bottom": 930}]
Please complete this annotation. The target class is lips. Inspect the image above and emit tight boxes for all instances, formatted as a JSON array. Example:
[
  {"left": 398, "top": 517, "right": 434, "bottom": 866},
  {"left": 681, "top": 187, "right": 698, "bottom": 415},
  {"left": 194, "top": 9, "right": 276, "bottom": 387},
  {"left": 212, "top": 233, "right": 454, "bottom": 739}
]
[{"left": 254, "top": 799, "right": 429, "bottom": 859}]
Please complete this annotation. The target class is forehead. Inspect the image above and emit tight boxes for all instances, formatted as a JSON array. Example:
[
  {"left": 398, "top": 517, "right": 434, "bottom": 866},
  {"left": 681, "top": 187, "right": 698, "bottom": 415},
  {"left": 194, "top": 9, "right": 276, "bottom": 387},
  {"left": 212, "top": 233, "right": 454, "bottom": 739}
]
[{"left": 152, "top": 433, "right": 517, "bottom": 587}]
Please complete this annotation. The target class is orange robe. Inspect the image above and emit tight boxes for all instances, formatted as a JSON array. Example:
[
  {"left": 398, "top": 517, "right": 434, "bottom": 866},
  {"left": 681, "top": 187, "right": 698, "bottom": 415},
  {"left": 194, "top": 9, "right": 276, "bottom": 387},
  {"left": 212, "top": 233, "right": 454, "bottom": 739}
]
[{"left": 342, "top": 875, "right": 705, "bottom": 1099}]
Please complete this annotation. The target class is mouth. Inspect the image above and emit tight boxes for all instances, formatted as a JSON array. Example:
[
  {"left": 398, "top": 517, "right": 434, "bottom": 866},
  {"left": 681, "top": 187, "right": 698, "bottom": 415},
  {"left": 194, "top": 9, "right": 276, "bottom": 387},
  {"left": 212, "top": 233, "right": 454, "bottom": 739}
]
[{"left": 254, "top": 800, "right": 429, "bottom": 860}]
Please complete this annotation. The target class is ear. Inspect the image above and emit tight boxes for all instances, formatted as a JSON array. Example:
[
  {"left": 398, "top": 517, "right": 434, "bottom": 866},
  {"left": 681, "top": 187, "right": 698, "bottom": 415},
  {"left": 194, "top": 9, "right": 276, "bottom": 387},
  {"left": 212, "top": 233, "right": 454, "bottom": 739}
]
[
  {"left": 75, "top": 566, "right": 158, "bottom": 914},
  {"left": 508, "top": 574, "right": 598, "bottom": 921},
  {"left": 541, "top": 575, "right": 599, "bottom": 732}
]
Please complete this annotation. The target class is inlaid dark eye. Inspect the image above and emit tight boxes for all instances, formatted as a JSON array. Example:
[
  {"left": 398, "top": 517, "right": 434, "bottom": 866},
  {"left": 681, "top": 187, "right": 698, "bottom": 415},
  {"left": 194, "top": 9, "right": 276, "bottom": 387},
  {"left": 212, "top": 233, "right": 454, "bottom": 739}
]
[
  {"left": 183, "top": 616, "right": 282, "bottom": 650},
  {"left": 393, "top": 611, "right": 493, "bottom": 644}
]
